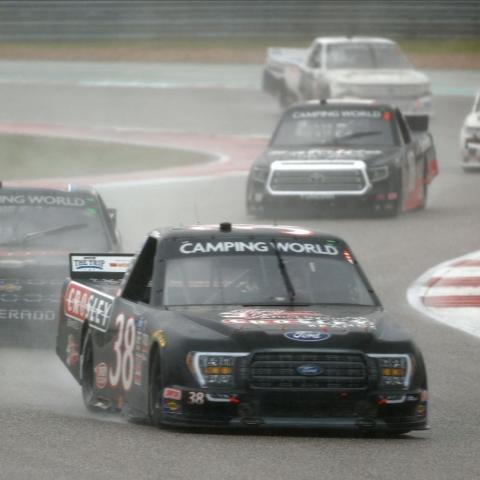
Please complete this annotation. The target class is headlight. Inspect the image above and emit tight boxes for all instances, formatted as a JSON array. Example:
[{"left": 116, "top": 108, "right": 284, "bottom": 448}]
[
  {"left": 368, "top": 165, "right": 390, "bottom": 182},
  {"left": 367, "top": 354, "right": 413, "bottom": 389},
  {"left": 188, "top": 352, "right": 249, "bottom": 387},
  {"left": 251, "top": 165, "right": 269, "bottom": 183}
]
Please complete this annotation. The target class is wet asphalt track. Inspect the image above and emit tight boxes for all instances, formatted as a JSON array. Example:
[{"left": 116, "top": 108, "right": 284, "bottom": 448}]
[{"left": 0, "top": 64, "right": 480, "bottom": 480}]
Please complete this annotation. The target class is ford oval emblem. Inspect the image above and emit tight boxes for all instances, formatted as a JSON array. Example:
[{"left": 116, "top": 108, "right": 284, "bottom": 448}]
[
  {"left": 297, "top": 364, "right": 324, "bottom": 376},
  {"left": 284, "top": 331, "right": 330, "bottom": 342}
]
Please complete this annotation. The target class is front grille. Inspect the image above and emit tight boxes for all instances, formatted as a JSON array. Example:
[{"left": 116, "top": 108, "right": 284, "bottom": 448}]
[
  {"left": 269, "top": 169, "right": 366, "bottom": 193},
  {"left": 266, "top": 160, "right": 370, "bottom": 196},
  {"left": 249, "top": 351, "right": 368, "bottom": 391}
]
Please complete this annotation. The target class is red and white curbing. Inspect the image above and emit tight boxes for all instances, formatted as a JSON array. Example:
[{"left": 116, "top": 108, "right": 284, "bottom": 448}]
[
  {"left": 0, "top": 122, "right": 267, "bottom": 187},
  {"left": 408, "top": 250, "right": 480, "bottom": 339}
]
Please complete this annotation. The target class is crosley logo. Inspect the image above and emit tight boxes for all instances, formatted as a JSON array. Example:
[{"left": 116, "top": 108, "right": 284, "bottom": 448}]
[{"left": 64, "top": 282, "right": 113, "bottom": 331}]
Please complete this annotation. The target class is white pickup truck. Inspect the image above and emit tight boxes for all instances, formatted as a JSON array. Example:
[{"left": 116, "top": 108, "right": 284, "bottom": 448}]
[{"left": 262, "top": 36, "right": 432, "bottom": 116}]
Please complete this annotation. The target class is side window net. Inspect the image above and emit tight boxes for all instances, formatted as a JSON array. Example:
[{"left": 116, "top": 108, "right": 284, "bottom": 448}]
[{"left": 122, "top": 237, "right": 156, "bottom": 304}]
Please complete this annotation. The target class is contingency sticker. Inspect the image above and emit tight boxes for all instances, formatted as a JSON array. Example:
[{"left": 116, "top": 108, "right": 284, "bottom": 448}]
[{"left": 220, "top": 309, "right": 376, "bottom": 332}]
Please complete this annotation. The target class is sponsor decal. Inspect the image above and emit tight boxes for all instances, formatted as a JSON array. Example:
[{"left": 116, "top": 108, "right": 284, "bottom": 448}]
[
  {"left": 65, "top": 334, "right": 79, "bottom": 367},
  {"left": 72, "top": 258, "right": 105, "bottom": 271},
  {"left": 270, "top": 149, "right": 383, "bottom": 160},
  {"left": 71, "top": 255, "right": 133, "bottom": 273},
  {"left": 0, "top": 194, "right": 86, "bottom": 207},
  {"left": 284, "top": 331, "right": 331, "bottom": 342},
  {"left": 163, "top": 388, "right": 182, "bottom": 401},
  {"left": 179, "top": 241, "right": 338, "bottom": 256},
  {"left": 291, "top": 109, "right": 382, "bottom": 120},
  {"left": 134, "top": 354, "right": 143, "bottom": 386},
  {"left": 163, "top": 400, "right": 182, "bottom": 414},
  {"left": 0, "top": 309, "right": 55, "bottom": 321},
  {"left": 296, "top": 364, "right": 324, "bottom": 376},
  {"left": 95, "top": 363, "right": 108, "bottom": 389},
  {"left": 0, "top": 283, "right": 22, "bottom": 293},
  {"left": 0, "top": 293, "right": 58, "bottom": 304},
  {"left": 64, "top": 281, "right": 113, "bottom": 332},
  {"left": 220, "top": 309, "right": 376, "bottom": 332},
  {"left": 152, "top": 329, "right": 167, "bottom": 347}
]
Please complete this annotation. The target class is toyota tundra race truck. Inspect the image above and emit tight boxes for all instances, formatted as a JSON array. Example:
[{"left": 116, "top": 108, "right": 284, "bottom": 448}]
[
  {"left": 246, "top": 100, "right": 438, "bottom": 217},
  {"left": 57, "top": 223, "right": 428, "bottom": 434},
  {"left": 262, "top": 36, "right": 432, "bottom": 116}
]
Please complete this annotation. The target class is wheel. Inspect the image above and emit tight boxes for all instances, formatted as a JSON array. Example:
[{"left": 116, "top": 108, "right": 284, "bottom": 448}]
[
  {"left": 417, "top": 160, "right": 429, "bottom": 210},
  {"left": 148, "top": 350, "right": 163, "bottom": 427},
  {"left": 80, "top": 328, "right": 102, "bottom": 412}
]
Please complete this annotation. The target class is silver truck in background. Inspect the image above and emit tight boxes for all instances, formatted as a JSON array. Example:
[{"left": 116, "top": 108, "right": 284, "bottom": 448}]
[{"left": 262, "top": 36, "right": 432, "bottom": 116}]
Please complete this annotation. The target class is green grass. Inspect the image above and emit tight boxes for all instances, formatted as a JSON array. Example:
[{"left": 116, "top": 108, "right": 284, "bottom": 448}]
[
  {"left": 398, "top": 39, "right": 480, "bottom": 54},
  {"left": 1, "top": 37, "right": 479, "bottom": 57},
  {"left": 0, "top": 134, "right": 209, "bottom": 180}
]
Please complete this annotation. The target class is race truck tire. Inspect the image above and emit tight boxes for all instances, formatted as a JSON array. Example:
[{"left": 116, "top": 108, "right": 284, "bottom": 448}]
[
  {"left": 80, "top": 328, "right": 103, "bottom": 412},
  {"left": 417, "top": 160, "right": 429, "bottom": 210},
  {"left": 148, "top": 349, "right": 164, "bottom": 427}
]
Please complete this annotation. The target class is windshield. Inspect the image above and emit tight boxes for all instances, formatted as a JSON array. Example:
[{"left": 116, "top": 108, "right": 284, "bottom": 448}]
[
  {"left": 326, "top": 42, "right": 412, "bottom": 69},
  {"left": 272, "top": 107, "right": 396, "bottom": 148},
  {"left": 163, "top": 254, "right": 375, "bottom": 306},
  {"left": 0, "top": 195, "right": 111, "bottom": 250}
]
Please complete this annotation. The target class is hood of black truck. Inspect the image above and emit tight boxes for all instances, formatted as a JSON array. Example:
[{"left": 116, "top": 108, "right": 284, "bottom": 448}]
[
  {"left": 261, "top": 147, "right": 399, "bottom": 166},
  {"left": 167, "top": 304, "right": 413, "bottom": 352}
]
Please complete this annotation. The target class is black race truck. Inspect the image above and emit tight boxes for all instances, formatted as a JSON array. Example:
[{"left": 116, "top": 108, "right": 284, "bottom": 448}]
[
  {"left": 57, "top": 223, "right": 428, "bottom": 433},
  {"left": 0, "top": 185, "right": 121, "bottom": 346},
  {"left": 246, "top": 100, "right": 438, "bottom": 217}
]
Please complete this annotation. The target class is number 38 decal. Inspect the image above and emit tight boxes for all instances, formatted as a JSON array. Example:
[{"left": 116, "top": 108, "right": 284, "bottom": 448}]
[{"left": 109, "top": 313, "right": 136, "bottom": 391}]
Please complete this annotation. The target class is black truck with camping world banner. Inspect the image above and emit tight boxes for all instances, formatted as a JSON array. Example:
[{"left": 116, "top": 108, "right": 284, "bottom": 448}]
[
  {"left": 0, "top": 185, "right": 121, "bottom": 346},
  {"left": 57, "top": 223, "right": 428, "bottom": 433},
  {"left": 246, "top": 100, "right": 438, "bottom": 217}
]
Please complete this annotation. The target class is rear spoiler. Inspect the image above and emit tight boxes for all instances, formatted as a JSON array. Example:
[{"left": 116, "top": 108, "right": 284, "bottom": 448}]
[
  {"left": 405, "top": 114, "right": 429, "bottom": 132},
  {"left": 69, "top": 253, "right": 134, "bottom": 281}
]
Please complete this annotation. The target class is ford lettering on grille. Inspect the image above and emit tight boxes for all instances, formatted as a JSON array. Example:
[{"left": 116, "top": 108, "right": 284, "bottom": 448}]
[
  {"left": 297, "top": 364, "right": 324, "bottom": 376},
  {"left": 284, "top": 331, "right": 330, "bottom": 342}
]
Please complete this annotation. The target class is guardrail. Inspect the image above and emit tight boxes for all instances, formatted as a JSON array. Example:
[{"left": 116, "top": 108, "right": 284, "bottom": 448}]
[{"left": 0, "top": 1, "right": 478, "bottom": 41}]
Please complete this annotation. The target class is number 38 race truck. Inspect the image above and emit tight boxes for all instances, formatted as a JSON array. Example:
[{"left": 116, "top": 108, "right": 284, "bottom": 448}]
[{"left": 57, "top": 223, "right": 428, "bottom": 434}]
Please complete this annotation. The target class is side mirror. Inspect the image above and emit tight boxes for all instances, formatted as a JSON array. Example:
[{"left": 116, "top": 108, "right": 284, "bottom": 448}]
[
  {"left": 107, "top": 208, "right": 117, "bottom": 229},
  {"left": 405, "top": 114, "right": 429, "bottom": 132}
]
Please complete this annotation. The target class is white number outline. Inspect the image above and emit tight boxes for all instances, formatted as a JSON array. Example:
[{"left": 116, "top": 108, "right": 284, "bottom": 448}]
[
  {"left": 188, "top": 391, "right": 205, "bottom": 405},
  {"left": 108, "top": 313, "right": 136, "bottom": 391}
]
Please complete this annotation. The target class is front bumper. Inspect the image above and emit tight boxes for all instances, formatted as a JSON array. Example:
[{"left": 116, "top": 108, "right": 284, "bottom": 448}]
[
  {"left": 461, "top": 140, "right": 480, "bottom": 167},
  {"left": 160, "top": 386, "right": 428, "bottom": 432}
]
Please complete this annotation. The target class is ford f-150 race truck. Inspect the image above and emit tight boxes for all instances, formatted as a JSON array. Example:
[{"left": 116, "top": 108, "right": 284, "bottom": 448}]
[
  {"left": 262, "top": 36, "right": 432, "bottom": 116},
  {"left": 246, "top": 100, "right": 438, "bottom": 217},
  {"left": 0, "top": 185, "right": 121, "bottom": 346},
  {"left": 57, "top": 223, "right": 428, "bottom": 434}
]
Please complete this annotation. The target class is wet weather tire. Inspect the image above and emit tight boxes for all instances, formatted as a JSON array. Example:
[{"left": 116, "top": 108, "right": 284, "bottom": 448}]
[
  {"left": 148, "top": 350, "right": 164, "bottom": 427},
  {"left": 80, "top": 329, "right": 102, "bottom": 412}
]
